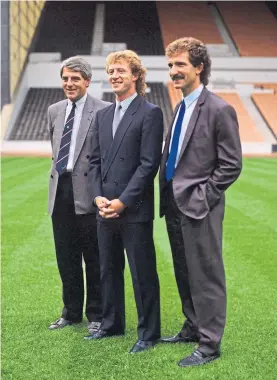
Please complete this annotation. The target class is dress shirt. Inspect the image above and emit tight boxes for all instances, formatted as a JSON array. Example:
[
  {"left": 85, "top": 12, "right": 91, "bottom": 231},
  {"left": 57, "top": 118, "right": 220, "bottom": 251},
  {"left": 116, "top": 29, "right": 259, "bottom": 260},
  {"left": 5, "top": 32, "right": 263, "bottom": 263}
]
[
  {"left": 169, "top": 84, "right": 204, "bottom": 166},
  {"left": 115, "top": 92, "right": 138, "bottom": 120},
  {"left": 65, "top": 92, "right": 87, "bottom": 171}
]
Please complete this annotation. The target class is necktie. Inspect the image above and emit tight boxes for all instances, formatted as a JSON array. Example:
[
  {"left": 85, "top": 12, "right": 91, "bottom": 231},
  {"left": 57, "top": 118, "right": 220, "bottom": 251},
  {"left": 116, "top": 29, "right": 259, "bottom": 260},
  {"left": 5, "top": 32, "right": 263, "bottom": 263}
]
[
  {"left": 56, "top": 102, "right": 76, "bottom": 174},
  {"left": 112, "top": 103, "right": 122, "bottom": 137},
  {"left": 165, "top": 100, "right": 186, "bottom": 181}
]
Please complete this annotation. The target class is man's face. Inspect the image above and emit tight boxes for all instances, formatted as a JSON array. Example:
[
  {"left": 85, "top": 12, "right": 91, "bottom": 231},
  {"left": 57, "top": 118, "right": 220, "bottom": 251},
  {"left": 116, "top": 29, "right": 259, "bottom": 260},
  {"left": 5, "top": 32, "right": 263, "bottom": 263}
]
[
  {"left": 168, "top": 51, "right": 202, "bottom": 96},
  {"left": 107, "top": 60, "right": 138, "bottom": 100},
  {"left": 61, "top": 67, "right": 90, "bottom": 102}
]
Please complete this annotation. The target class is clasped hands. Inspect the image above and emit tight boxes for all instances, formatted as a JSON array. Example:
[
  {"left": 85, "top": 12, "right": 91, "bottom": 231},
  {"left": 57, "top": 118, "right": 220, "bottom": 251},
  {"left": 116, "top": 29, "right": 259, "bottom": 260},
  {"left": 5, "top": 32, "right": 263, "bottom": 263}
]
[{"left": 95, "top": 197, "right": 126, "bottom": 219}]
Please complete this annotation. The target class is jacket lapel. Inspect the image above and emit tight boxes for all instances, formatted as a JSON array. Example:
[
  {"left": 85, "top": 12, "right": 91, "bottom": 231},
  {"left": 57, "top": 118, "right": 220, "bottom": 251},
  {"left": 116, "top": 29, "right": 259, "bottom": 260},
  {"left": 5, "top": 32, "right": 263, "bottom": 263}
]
[
  {"left": 53, "top": 101, "right": 67, "bottom": 156},
  {"left": 103, "top": 96, "right": 142, "bottom": 179},
  {"left": 73, "top": 95, "right": 94, "bottom": 167},
  {"left": 177, "top": 87, "right": 207, "bottom": 163}
]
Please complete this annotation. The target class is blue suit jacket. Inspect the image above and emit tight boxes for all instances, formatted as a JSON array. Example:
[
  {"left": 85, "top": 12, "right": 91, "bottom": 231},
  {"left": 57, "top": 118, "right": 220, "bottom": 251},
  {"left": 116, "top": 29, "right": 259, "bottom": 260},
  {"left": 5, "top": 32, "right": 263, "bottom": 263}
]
[{"left": 88, "top": 95, "right": 164, "bottom": 223}]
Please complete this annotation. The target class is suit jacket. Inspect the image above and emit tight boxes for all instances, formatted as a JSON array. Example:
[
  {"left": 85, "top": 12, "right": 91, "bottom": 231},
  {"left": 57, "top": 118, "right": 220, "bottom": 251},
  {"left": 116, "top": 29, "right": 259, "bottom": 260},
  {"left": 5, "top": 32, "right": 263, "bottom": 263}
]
[
  {"left": 48, "top": 94, "right": 110, "bottom": 216},
  {"left": 160, "top": 87, "right": 242, "bottom": 219},
  {"left": 88, "top": 95, "right": 164, "bottom": 223}
]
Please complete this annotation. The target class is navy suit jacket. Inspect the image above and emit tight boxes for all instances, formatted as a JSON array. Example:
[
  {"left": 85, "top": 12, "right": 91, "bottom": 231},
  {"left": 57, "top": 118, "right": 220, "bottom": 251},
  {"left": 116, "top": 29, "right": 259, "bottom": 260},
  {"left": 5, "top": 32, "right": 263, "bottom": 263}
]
[{"left": 88, "top": 95, "right": 164, "bottom": 223}]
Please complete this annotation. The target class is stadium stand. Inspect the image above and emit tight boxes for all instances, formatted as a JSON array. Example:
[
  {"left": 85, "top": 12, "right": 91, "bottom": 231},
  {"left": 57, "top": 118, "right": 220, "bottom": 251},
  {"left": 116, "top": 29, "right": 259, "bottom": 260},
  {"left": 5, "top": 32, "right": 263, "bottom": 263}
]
[
  {"left": 254, "top": 83, "right": 277, "bottom": 91},
  {"left": 252, "top": 93, "right": 277, "bottom": 137},
  {"left": 10, "top": 88, "right": 64, "bottom": 140},
  {"left": 3, "top": 1, "right": 277, "bottom": 154},
  {"left": 157, "top": 2, "right": 223, "bottom": 47},
  {"left": 216, "top": 2, "right": 277, "bottom": 56},
  {"left": 34, "top": 1, "right": 96, "bottom": 59},
  {"left": 104, "top": 2, "right": 164, "bottom": 55}
]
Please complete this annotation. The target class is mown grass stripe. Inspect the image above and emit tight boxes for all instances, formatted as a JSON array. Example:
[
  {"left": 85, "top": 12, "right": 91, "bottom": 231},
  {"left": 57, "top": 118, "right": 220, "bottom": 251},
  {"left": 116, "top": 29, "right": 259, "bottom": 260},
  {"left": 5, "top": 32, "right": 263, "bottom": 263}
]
[{"left": 2, "top": 157, "right": 276, "bottom": 380}]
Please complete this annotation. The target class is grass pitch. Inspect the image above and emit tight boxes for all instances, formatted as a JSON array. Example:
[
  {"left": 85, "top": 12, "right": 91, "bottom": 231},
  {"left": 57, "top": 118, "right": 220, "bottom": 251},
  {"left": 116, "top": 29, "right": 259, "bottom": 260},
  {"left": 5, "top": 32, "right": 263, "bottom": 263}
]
[{"left": 1, "top": 157, "right": 277, "bottom": 380}]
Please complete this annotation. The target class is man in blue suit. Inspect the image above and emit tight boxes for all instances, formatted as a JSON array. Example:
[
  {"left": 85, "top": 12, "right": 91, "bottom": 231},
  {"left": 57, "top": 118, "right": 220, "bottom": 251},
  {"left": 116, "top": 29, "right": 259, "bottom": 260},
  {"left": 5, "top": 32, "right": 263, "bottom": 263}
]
[{"left": 86, "top": 50, "right": 163, "bottom": 354}]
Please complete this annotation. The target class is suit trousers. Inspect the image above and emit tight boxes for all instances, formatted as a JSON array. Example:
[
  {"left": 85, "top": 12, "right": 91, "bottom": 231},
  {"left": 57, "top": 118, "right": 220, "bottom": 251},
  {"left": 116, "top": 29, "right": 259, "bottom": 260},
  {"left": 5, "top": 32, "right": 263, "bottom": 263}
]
[
  {"left": 165, "top": 183, "right": 226, "bottom": 355},
  {"left": 52, "top": 172, "right": 102, "bottom": 322},
  {"left": 97, "top": 219, "right": 161, "bottom": 341}
]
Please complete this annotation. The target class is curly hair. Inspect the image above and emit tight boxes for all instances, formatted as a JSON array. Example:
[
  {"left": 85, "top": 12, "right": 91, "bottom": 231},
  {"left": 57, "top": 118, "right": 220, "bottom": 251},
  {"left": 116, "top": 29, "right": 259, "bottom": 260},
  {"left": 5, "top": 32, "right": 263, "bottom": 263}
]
[
  {"left": 166, "top": 37, "right": 211, "bottom": 86},
  {"left": 106, "top": 50, "right": 147, "bottom": 96}
]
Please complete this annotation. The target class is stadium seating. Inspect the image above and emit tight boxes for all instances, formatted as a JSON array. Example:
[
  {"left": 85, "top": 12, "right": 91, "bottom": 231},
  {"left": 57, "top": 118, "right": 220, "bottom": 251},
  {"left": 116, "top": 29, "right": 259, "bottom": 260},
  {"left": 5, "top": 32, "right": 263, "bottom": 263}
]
[
  {"left": 252, "top": 93, "right": 277, "bottom": 137},
  {"left": 10, "top": 88, "right": 64, "bottom": 140},
  {"left": 34, "top": 1, "right": 96, "bottom": 59},
  {"left": 104, "top": 2, "right": 164, "bottom": 55},
  {"left": 157, "top": 2, "right": 223, "bottom": 47},
  {"left": 216, "top": 2, "right": 277, "bottom": 56}
]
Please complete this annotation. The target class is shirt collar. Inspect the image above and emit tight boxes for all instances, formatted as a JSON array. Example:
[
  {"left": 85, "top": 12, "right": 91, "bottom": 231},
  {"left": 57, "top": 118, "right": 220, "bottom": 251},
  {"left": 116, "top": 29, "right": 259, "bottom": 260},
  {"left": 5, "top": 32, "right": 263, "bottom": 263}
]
[
  {"left": 116, "top": 92, "right": 138, "bottom": 113},
  {"left": 183, "top": 84, "right": 204, "bottom": 108},
  {"left": 67, "top": 92, "right": 87, "bottom": 109}
]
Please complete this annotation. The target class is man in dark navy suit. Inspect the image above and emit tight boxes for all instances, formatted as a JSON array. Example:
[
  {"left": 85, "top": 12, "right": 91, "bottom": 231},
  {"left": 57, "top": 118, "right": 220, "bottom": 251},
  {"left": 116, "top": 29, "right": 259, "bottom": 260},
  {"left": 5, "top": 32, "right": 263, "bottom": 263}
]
[{"left": 86, "top": 50, "right": 164, "bottom": 354}]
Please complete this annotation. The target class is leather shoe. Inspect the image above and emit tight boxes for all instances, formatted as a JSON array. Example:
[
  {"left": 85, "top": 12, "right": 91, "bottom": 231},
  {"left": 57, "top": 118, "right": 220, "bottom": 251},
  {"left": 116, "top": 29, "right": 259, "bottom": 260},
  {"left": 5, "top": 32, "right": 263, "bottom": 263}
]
[
  {"left": 88, "top": 321, "right": 101, "bottom": 334},
  {"left": 160, "top": 332, "right": 199, "bottom": 344},
  {"left": 178, "top": 349, "right": 220, "bottom": 367},
  {"left": 48, "top": 317, "right": 72, "bottom": 330},
  {"left": 84, "top": 329, "right": 124, "bottom": 340},
  {"left": 129, "top": 339, "right": 159, "bottom": 354}
]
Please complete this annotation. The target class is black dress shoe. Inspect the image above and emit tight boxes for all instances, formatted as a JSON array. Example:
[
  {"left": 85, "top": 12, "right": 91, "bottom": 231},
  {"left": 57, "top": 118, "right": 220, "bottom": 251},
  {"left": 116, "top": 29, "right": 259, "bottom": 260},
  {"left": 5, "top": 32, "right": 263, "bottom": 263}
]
[
  {"left": 129, "top": 339, "right": 159, "bottom": 354},
  {"left": 84, "top": 329, "right": 124, "bottom": 340},
  {"left": 178, "top": 349, "right": 220, "bottom": 367},
  {"left": 160, "top": 332, "right": 199, "bottom": 344},
  {"left": 48, "top": 318, "right": 73, "bottom": 330}
]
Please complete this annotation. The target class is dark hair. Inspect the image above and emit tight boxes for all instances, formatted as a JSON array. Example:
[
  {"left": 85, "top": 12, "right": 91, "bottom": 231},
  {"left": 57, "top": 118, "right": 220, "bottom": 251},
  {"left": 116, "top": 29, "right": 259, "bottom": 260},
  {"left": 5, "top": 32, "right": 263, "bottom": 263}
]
[{"left": 166, "top": 37, "right": 211, "bottom": 86}]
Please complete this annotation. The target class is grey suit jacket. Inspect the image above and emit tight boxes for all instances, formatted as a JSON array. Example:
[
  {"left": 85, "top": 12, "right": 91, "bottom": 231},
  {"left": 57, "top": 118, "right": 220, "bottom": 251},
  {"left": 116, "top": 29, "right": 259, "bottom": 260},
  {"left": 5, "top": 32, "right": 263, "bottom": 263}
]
[
  {"left": 160, "top": 87, "right": 242, "bottom": 219},
  {"left": 48, "top": 94, "right": 110, "bottom": 216}
]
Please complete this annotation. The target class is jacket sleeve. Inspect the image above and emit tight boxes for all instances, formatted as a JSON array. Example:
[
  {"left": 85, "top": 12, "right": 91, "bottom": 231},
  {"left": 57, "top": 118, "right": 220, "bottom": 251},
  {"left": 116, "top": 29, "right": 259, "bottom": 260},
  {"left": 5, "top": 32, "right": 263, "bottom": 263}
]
[
  {"left": 119, "top": 106, "right": 164, "bottom": 207},
  {"left": 206, "top": 104, "right": 242, "bottom": 210},
  {"left": 88, "top": 111, "right": 103, "bottom": 201}
]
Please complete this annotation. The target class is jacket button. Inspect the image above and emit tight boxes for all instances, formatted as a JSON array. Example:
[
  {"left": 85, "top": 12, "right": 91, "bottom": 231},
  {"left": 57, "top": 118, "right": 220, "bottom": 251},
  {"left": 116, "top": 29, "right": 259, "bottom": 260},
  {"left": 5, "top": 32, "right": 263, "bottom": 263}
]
[
  {"left": 86, "top": 155, "right": 90, "bottom": 159},
  {"left": 84, "top": 173, "right": 88, "bottom": 176},
  {"left": 101, "top": 158, "right": 104, "bottom": 161},
  {"left": 120, "top": 157, "right": 124, "bottom": 161},
  {"left": 50, "top": 175, "right": 53, "bottom": 178},
  {"left": 103, "top": 180, "right": 107, "bottom": 184},
  {"left": 113, "top": 181, "right": 118, "bottom": 186}
]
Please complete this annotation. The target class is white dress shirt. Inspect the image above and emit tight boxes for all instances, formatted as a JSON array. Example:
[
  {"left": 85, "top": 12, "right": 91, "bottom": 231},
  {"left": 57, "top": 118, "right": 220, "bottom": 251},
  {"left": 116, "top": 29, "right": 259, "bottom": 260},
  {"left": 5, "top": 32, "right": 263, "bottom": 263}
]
[
  {"left": 65, "top": 92, "right": 87, "bottom": 171},
  {"left": 169, "top": 84, "right": 204, "bottom": 166}
]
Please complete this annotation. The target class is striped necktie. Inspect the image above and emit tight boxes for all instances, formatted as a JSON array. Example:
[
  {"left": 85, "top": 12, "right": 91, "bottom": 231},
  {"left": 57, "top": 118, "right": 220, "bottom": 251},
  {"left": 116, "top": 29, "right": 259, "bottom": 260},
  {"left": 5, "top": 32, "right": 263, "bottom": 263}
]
[
  {"left": 165, "top": 100, "right": 186, "bottom": 181},
  {"left": 112, "top": 103, "right": 122, "bottom": 137},
  {"left": 56, "top": 102, "right": 76, "bottom": 174}
]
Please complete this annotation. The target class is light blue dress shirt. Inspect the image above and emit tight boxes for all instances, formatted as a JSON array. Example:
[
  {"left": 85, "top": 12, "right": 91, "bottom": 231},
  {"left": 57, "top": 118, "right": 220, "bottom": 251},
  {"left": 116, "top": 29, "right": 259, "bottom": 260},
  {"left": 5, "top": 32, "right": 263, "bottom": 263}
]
[
  {"left": 169, "top": 84, "right": 204, "bottom": 166},
  {"left": 115, "top": 92, "right": 138, "bottom": 119}
]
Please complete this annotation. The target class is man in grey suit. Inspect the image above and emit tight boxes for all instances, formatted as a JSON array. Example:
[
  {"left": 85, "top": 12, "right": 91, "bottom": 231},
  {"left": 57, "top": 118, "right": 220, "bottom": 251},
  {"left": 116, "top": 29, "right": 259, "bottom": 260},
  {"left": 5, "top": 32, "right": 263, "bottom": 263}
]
[
  {"left": 47, "top": 56, "right": 110, "bottom": 333},
  {"left": 86, "top": 50, "right": 163, "bottom": 354},
  {"left": 159, "top": 37, "right": 242, "bottom": 367}
]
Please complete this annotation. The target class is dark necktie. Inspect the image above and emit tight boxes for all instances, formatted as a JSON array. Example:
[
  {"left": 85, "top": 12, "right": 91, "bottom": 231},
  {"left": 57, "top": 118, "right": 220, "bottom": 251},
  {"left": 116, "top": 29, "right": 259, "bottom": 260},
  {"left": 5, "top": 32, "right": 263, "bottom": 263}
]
[
  {"left": 165, "top": 100, "right": 186, "bottom": 181},
  {"left": 56, "top": 102, "right": 76, "bottom": 174},
  {"left": 112, "top": 103, "right": 122, "bottom": 137}
]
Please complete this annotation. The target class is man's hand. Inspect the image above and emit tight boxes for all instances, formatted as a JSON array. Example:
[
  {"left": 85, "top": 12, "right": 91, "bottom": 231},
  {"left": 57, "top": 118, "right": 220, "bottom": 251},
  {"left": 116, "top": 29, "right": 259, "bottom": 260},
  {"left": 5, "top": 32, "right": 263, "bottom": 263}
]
[
  {"left": 95, "top": 196, "right": 109, "bottom": 210},
  {"left": 99, "top": 199, "right": 126, "bottom": 219}
]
